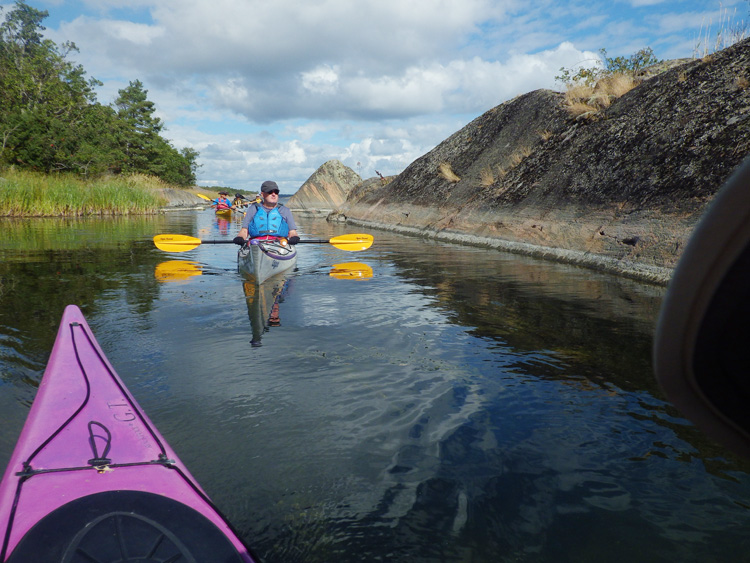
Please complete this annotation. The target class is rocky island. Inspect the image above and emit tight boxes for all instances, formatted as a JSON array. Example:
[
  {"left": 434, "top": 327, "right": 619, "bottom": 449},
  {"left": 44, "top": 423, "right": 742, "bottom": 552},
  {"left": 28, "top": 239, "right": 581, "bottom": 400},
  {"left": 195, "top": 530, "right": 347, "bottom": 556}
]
[{"left": 291, "top": 38, "right": 750, "bottom": 285}]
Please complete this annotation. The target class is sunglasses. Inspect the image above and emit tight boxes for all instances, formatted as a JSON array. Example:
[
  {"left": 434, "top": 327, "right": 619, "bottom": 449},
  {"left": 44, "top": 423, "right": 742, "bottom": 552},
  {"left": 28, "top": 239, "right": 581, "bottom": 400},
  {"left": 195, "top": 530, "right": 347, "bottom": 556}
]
[{"left": 266, "top": 190, "right": 280, "bottom": 195}]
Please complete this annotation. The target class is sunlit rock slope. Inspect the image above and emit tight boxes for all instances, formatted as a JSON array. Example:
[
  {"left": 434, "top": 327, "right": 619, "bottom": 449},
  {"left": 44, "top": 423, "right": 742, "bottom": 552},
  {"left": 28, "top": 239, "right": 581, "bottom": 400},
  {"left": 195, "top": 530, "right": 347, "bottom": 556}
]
[{"left": 330, "top": 38, "right": 750, "bottom": 284}]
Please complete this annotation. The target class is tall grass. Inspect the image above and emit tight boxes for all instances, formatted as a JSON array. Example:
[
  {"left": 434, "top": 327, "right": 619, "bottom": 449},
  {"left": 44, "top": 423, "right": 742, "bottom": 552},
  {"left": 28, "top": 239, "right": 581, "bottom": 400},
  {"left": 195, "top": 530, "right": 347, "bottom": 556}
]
[
  {"left": 438, "top": 162, "right": 461, "bottom": 183},
  {"left": 0, "top": 169, "right": 169, "bottom": 216},
  {"left": 563, "top": 73, "right": 638, "bottom": 119},
  {"left": 480, "top": 166, "right": 495, "bottom": 186},
  {"left": 694, "top": 4, "right": 748, "bottom": 58}
]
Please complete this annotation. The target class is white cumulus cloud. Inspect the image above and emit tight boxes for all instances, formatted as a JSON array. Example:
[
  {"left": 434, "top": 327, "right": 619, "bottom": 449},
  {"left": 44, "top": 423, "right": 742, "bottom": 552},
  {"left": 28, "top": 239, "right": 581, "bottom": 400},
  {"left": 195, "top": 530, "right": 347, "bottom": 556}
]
[
  {"left": 301, "top": 65, "right": 340, "bottom": 95},
  {"left": 30, "top": 0, "right": 715, "bottom": 190}
]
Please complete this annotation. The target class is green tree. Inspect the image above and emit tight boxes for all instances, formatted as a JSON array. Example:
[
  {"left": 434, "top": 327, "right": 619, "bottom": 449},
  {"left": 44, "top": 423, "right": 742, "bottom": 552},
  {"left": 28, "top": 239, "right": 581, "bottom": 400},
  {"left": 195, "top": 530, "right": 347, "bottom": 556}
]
[
  {"left": 181, "top": 147, "right": 200, "bottom": 181},
  {"left": 62, "top": 103, "right": 126, "bottom": 176},
  {"left": 113, "top": 80, "right": 198, "bottom": 185},
  {"left": 0, "top": 1, "right": 100, "bottom": 170},
  {"left": 152, "top": 144, "right": 200, "bottom": 186},
  {"left": 0, "top": 0, "right": 46, "bottom": 48},
  {"left": 114, "top": 80, "right": 164, "bottom": 173},
  {"left": 0, "top": 1, "right": 199, "bottom": 184}
]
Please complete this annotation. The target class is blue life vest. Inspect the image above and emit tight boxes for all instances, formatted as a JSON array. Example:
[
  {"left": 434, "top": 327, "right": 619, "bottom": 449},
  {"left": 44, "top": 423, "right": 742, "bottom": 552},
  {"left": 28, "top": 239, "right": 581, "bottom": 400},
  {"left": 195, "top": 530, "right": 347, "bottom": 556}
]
[{"left": 247, "top": 204, "right": 289, "bottom": 237}]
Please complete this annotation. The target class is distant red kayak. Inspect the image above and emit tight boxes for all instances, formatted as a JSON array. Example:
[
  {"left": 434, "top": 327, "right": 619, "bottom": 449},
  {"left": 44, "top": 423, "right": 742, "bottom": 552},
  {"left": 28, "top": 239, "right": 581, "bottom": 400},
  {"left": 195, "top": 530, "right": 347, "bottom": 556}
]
[{"left": 0, "top": 305, "right": 256, "bottom": 562}]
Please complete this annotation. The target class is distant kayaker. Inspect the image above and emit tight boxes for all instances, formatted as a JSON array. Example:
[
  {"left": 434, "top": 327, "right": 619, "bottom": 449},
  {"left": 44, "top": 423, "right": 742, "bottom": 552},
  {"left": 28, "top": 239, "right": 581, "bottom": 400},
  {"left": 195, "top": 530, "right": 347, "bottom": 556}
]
[
  {"left": 234, "top": 181, "right": 299, "bottom": 244},
  {"left": 212, "top": 191, "right": 232, "bottom": 210}
]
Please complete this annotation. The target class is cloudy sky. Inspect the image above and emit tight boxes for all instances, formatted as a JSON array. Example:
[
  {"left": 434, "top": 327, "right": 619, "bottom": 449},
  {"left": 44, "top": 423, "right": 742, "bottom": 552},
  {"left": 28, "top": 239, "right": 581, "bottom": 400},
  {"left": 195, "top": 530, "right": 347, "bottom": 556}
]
[{"left": 8, "top": 0, "right": 747, "bottom": 192}]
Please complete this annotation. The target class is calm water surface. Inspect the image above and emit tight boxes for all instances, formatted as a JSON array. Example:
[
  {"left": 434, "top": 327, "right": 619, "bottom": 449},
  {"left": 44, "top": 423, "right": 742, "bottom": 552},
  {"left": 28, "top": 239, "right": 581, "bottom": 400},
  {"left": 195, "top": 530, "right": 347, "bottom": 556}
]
[{"left": 1, "top": 209, "right": 750, "bottom": 562}]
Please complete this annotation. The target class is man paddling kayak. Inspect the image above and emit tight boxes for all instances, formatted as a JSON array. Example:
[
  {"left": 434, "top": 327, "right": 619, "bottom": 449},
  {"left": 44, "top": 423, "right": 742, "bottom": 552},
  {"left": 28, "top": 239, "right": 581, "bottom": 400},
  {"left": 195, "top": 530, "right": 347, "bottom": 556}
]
[{"left": 234, "top": 181, "right": 299, "bottom": 245}]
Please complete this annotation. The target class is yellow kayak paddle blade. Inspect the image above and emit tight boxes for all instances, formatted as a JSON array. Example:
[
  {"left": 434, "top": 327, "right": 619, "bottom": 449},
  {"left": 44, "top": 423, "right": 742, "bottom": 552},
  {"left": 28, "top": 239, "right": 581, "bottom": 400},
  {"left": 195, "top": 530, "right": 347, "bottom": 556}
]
[
  {"left": 327, "top": 234, "right": 374, "bottom": 251},
  {"left": 153, "top": 234, "right": 203, "bottom": 252},
  {"left": 329, "top": 262, "right": 373, "bottom": 279},
  {"left": 154, "top": 261, "right": 203, "bottom": 282}
]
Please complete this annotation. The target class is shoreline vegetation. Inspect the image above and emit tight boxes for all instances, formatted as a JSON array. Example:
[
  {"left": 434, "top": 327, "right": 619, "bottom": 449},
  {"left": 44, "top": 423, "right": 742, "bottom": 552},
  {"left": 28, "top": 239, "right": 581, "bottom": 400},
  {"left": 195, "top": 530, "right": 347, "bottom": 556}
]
[
  {"left": 0, "top": 1, "right": 199, "bottom": 215},
  {"left": 0, "top": 169, "right": 175, "bottom": 216}
]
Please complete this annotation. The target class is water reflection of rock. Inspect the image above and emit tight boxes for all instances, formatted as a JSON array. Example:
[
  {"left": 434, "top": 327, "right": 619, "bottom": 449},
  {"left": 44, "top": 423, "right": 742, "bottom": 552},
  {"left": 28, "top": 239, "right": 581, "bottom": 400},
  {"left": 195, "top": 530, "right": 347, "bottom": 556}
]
[{"left": 242, "top": 273, "right": 292, "bottom": 347}]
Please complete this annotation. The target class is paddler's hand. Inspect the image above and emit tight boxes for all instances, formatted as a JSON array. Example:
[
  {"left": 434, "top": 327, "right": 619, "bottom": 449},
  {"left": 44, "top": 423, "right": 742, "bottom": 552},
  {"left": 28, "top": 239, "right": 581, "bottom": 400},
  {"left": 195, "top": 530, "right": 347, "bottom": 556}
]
[
  {"left": 288, "top": 236, "right": 300, "bottom": 245},
  {"left": 233, "top": 236, "right": 246, "bottom": 245}
]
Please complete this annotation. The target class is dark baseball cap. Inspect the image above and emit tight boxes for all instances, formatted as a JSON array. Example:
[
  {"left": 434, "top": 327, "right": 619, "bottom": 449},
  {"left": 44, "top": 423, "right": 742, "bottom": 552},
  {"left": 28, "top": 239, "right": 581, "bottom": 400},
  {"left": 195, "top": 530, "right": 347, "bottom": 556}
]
[{"left": 260, "top": 181, "right": 279, "bottom": 193}]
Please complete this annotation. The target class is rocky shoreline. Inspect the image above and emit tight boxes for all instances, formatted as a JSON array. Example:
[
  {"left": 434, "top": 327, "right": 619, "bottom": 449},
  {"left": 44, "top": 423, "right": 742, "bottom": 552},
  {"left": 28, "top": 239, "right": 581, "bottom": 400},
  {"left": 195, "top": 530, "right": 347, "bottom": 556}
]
[
  {"left": 311, "top": 39, "right": 750, "bottom": 286},
  {"left": 157, "top": 187, "right": 206, "bottom": 209},
  {"left": 330, "top": 214, "right": 674, "bottom": 284}
]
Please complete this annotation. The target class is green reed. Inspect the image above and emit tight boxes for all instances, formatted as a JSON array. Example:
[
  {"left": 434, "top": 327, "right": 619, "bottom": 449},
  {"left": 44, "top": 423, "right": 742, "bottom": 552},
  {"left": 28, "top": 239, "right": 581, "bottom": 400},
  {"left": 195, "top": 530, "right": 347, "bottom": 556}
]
[{"left": 0, "top": 169, "right": 169, "bottom": 216}]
